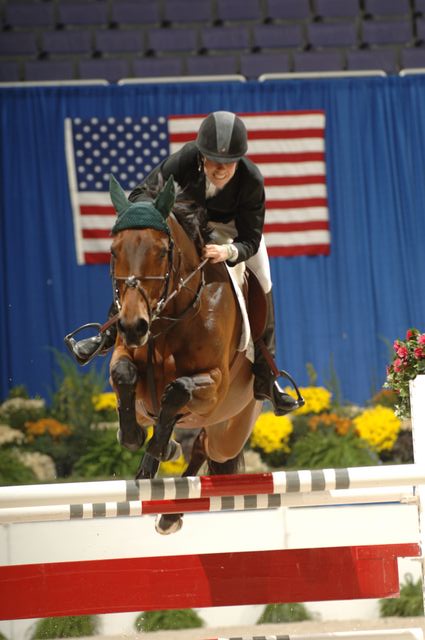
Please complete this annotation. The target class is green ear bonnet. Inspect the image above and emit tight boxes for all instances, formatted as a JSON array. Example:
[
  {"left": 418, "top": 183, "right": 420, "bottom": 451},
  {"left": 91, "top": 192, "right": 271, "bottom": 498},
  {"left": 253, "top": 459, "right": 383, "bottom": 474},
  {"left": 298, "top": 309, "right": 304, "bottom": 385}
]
[{"left": 110, "top": 174, "right": 176, "bottom": 235}]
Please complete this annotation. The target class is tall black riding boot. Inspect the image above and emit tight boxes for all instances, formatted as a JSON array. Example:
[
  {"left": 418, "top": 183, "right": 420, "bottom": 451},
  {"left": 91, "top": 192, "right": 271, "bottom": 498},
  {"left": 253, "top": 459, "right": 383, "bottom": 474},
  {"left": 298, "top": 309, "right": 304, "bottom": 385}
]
[
  {"left": 252, "top": 290, "right": 298, "bottom": 416},
  {"left": 66, "top": 302, "right": 118, "bottom": 365}
]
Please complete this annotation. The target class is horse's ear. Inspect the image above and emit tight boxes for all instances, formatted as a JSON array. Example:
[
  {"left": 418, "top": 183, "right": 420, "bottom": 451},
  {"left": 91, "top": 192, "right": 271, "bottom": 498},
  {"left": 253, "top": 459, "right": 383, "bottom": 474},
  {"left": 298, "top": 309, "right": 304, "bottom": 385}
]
[
  {"left": 109, "top": 174, "right": 130, "bottom": 215},
  {"left": 154, "top": 175, "right": 175, "bottom": 219}
]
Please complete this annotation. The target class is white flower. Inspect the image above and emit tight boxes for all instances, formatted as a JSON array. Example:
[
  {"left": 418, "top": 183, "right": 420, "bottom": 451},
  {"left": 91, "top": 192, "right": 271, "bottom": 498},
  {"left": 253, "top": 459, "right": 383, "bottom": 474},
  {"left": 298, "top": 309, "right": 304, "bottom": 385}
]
[
  {"left": 243, "top": 450, "right": 269, "bottom": 473},
  {"left": 14, "top": 450, "right": 56, "bottom": 481},
  {"left": 0, "top": 424, "right": 25, "bottom": 445}
]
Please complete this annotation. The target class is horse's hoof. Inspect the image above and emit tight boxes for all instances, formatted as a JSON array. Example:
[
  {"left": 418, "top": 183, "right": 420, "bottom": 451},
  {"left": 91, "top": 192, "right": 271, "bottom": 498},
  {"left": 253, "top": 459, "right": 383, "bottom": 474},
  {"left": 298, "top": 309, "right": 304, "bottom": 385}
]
[
  {"left": 146, "top": 437, "right": 182, "bottom": 461},
  {"left": 117, "top": 426, "right": 146, "bottom": 451},
  {"left": 155, "top": 514, "right": 183, "bottom": 535}
]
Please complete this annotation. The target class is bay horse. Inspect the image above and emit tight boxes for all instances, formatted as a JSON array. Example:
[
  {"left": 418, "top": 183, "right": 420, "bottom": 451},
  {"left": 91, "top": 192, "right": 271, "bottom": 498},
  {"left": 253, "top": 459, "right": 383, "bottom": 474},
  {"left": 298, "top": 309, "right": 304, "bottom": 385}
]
[{"left": 107, "top": 174, "right": 297, "bottom": 534}]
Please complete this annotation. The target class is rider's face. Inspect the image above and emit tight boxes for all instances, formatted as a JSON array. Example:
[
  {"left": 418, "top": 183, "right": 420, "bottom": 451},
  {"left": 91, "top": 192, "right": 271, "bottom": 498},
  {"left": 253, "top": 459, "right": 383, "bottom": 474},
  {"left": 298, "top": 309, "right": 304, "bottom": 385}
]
[{"left": 203, "top": 157, "right": 238, "bottom": 189}]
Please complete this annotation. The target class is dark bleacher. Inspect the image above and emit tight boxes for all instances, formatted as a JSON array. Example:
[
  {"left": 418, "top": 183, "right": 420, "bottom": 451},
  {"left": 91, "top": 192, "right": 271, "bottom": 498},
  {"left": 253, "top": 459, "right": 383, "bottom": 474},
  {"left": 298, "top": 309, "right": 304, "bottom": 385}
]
[{"left": 1, "top": 0, "right": 424, "bottom": 83}]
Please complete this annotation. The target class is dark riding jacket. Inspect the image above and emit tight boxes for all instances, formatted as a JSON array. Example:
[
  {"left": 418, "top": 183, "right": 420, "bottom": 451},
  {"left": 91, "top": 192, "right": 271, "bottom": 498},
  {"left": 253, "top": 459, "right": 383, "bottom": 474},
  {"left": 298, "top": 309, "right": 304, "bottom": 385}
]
[{"left": 129, "top": 142, "right": 266, "bottom": 264}]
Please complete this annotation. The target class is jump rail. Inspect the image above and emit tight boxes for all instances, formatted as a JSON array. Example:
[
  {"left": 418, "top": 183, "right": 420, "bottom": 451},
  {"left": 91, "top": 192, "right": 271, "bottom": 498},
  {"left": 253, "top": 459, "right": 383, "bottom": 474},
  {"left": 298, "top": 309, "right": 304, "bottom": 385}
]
[
  {"left": 0, "top": 463, "right": 424, "bottom": 510},
  {"left": 0, "top": 487, "right": 416, "bottom": 524},
  {"left": 205, "top": 632, "right": 424, "bottom": 640}
]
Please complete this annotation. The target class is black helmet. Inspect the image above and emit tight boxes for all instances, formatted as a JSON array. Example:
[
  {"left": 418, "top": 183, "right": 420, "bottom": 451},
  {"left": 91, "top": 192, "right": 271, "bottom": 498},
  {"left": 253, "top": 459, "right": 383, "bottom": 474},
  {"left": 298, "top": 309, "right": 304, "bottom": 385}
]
[{"left": 196, "top": 111, "right": 248, "bottom": 163}]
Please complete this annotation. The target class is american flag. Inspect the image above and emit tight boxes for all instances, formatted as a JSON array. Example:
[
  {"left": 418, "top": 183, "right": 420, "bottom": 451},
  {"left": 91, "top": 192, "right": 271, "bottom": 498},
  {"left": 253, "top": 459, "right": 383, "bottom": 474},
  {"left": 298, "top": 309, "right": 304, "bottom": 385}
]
[{"left": 65, "top": 111, "right": 330, "bottom": 265}]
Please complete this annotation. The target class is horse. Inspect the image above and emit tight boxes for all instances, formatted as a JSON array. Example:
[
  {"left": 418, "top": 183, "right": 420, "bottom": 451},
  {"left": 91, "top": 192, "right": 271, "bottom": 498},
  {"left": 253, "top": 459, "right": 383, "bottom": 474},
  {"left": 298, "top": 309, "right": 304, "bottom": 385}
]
[{"left": 107, "top": 174, "right": 298, "bottom": 534}]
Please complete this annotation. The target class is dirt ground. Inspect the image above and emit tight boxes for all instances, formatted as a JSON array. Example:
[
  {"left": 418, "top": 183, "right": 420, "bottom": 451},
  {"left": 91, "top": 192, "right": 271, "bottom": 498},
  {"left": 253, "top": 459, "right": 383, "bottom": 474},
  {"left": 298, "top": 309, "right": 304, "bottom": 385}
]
[{"left": 78, "top": 616, "right": 425, "bottom": 639}]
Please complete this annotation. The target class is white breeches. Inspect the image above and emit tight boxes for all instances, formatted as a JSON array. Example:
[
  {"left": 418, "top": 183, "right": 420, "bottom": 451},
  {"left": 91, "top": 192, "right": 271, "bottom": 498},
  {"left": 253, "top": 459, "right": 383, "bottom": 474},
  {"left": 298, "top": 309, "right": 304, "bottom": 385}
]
[{"left": 208, "top": 220, "right": 272, "bottom": 293}]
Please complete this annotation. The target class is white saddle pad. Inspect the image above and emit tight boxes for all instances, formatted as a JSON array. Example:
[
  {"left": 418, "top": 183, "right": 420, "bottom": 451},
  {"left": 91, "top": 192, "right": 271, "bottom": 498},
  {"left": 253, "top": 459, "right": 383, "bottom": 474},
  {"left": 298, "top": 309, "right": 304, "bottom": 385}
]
[{"left": 225, "top": 263, "right": 254, "bottom": 363}]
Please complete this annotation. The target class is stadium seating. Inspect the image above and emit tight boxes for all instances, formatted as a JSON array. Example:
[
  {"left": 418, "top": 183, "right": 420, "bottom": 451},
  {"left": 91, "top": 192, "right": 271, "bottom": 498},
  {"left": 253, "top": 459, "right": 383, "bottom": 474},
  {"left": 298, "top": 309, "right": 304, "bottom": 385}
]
[
  {"left": 313, "top": 0, "right": 360, "bottom": 22},
  {"left": 346, "top": 48, "right": 398, "bottom": 74},
  {"left": 265, "top": 0, "right": 310, "bottom": 23},
  {"left": 0, "top": 0, "right": 422, "bottom": 82}
]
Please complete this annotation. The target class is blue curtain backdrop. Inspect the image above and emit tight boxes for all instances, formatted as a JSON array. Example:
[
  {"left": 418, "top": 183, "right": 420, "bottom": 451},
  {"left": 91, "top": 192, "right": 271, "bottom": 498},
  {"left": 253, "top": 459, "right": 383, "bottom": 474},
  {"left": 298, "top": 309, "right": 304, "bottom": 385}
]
[{"left": 1, "top": 76, "right": 425, "bottom": 406}]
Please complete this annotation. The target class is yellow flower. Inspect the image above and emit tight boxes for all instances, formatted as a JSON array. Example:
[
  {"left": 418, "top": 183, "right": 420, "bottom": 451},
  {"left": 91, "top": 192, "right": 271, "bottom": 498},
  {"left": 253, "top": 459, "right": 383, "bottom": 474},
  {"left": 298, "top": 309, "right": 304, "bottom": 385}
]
[
  {"left": 92, "top": 392, "right": 118, "bottom": 412},
  {"left": 285, "top": 386, "right": 332, "bottom": 415},
  {"left": 160, "top": 454, "right": 187, "bottom": 476},
  {"left": 353, "top": 405, "right": 401, "bottom": 452},
  {"left": 250, "top": 411, "right": 293, "bottom": 454}
]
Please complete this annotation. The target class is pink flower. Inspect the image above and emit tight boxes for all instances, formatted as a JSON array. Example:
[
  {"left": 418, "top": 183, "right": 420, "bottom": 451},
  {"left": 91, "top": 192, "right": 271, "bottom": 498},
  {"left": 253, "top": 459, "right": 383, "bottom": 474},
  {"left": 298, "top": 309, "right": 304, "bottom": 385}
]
[
  {"left": 396, "top": 346, "right": 409, "bottom": 359},
  {"left": 414, "top": 347, "right": 425, "bottom": 359},
  {"left": 406, "top": 329, "right": 415, "bottom": 340},
  {"left": 393, "top": 340, "right": 400, "bottom": 351},
  {"left": 393, "top": 358, "right": 404, "bottom": 372},
  {"left": 418, "top": 334, "right": 425, "bottom": 345}
]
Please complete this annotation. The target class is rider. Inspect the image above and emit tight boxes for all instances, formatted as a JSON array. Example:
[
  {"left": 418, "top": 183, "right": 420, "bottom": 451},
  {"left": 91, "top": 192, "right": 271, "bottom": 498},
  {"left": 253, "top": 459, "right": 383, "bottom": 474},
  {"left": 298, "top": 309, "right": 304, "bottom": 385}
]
[{"left": 67, "top": 110, "right": 296, "bottom": 416}]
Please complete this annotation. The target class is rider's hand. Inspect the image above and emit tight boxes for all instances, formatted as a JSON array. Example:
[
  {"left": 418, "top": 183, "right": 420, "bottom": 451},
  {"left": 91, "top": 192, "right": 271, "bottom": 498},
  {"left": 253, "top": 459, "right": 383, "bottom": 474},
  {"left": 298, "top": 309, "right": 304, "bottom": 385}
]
[{"left": 203, "top": 244, "right": 231, "bottom": 263}]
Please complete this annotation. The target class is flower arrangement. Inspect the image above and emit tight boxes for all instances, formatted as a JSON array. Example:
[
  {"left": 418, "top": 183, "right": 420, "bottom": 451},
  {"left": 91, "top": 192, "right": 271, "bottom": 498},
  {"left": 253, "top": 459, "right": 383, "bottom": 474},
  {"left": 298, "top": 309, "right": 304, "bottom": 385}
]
[
  {"left": 92, "top": 392, "right": 117, "bottom": 413},
  {"left": 385, "top": 328, "right": 425, "bottom": 418},
  {"left": 353, "top": 405, "right": 401, "bottom": 452},
  {"left": 250, "top": 412, "right": 293, "bottom": 454},
  {"left": 160, "top": 454, "right": 187, "bottom": 476},
  {"left": 308, "top": 412, "right": 352, "bottom": 436},
  {"left": 25, "top": 417, "right": 71, "bottom": 441},
  {"left": 285, "top": 385, "right": 332, "bottom": 415}
]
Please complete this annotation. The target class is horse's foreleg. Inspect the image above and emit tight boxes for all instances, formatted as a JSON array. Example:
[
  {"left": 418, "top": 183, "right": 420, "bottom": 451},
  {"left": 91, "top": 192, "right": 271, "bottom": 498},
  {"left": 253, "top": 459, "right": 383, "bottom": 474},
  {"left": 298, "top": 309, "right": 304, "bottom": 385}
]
[
  {"left": 110, "top": 357, "right": 146, "bottom": 452},
  {"left": 137, "top": 372, "right": 217, "bottom": 479},
  {"left": 146, "top": 375, "right": 198, "bottom": 460}
]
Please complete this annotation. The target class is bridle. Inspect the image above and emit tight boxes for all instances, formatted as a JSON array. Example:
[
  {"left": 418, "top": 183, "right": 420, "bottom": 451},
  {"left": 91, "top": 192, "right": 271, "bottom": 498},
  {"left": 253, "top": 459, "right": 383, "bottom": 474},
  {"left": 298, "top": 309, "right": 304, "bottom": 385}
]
[
  {"left": 111, "top": 235, "right": 174, "bottom": 323},
  {"left": 108, "top": 231, "right": 207, "bottom": 339}
]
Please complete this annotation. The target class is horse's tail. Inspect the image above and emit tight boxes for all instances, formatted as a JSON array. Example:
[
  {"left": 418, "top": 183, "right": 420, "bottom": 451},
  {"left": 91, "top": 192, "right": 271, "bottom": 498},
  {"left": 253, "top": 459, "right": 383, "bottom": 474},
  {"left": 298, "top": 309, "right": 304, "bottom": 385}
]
[{"left": 207, "top": 450, "right": 245, "bottom": 476}]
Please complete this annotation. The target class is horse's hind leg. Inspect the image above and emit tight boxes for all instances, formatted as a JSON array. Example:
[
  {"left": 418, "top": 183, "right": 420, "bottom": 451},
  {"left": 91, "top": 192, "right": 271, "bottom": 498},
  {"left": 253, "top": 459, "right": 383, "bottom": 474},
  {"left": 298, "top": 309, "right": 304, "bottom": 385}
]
[
  {"left": 110, "top": 357, "right": 146, "bottom": 452},
  {"left": 156, "top": 429, "right": 207, "bottom": 535}
]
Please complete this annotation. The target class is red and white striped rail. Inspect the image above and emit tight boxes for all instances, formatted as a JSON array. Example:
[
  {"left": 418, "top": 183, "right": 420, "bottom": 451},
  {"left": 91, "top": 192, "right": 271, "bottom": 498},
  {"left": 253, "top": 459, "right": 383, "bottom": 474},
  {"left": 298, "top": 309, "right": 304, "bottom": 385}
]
[
  {"left": 0, "top": 463, "right": 424, "bottom": 509},
  {"left": 205, "top": 632, "right": 424, "bottom": 640},
  {"left": 0, "top": 487, "right": 417, "bottom": 525}
]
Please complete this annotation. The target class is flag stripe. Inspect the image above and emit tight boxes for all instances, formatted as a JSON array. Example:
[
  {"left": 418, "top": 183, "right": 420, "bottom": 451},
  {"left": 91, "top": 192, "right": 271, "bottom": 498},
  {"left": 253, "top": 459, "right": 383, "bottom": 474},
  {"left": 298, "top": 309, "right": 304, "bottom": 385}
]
[
  {"left": 267, "top": 198, "right": 328, "bottom": 209},
  {"left": 65, "top": 110, "right": 330, "bottom": 265},
  {"left": 265, "top": 221, "right": 330, "bottom": 232},
  {"left": 80, "top": 205, "right": 115, "bottom": 216},
  {"left": 264, "top": 175, "right": 326, "bottom": 186},
  {"left": 170, "top": 128, "right": 325, "bottom": 143},
  {"left": 82, "top": 229, "right": 111, "bottom": 239}
]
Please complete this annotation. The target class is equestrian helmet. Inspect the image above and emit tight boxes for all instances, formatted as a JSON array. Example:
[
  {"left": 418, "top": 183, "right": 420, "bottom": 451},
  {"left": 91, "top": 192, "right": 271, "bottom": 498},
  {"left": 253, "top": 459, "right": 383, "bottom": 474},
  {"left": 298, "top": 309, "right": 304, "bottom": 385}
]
[{"left": 196, "top": 111, "right": 248, "bottom": 163}]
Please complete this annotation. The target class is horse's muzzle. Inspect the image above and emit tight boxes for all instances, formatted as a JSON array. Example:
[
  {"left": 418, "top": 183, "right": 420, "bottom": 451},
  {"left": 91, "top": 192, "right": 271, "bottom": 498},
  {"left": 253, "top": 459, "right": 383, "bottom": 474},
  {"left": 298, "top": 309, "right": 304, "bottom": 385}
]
[{"left": 118, "top": 317, "right": 150, "bottom": 348}]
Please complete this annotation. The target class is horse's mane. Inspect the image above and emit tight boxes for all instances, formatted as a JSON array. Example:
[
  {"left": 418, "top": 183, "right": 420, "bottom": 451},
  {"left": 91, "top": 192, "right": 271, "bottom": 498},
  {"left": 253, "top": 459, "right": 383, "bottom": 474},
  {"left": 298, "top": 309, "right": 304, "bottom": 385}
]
[{"left": 142, "top": 178, "right": 211, "bottom": 254}]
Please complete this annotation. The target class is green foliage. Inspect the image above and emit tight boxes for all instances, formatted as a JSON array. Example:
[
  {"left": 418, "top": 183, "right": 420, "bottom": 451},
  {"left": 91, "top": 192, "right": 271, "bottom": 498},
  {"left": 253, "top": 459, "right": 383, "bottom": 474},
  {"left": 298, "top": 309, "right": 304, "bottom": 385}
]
[
  {"left": 30, "top": 615, "right": 99, "bottom": 639},
  {"left": 257, "top": 602, "right": 313, "bottom": 623},
  {"left": 305, "top": 362, "right": 318, "bottom": 386},
  {"left": 134, "top": 609, "right": 204, "bottom": 631},
  {"left": 0, "top": 632, "right": 9, "bottom": 640},
  {"left": 324, "top": 354, "right": 343, "bottom": 406},
  {"left": 7, "top": 385, "right": 29, "bottom": 399},
  {"left": 50, "top": 352, "right": 107, "bottom": 431},
  {"left": 379, "top": 574, "right": 424, "bottom": 617},
  {"left": 288, "top": 428, "right": 378, "bottom": 469},
  {"left": 0, "top": 449, "right": 37, "bottom": 486},
  {"left": 47, "top": 352, "right": 109, "bottom": 476},
  {"left": 72, "top": 427, "right": 141, "bottom": 479}
]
